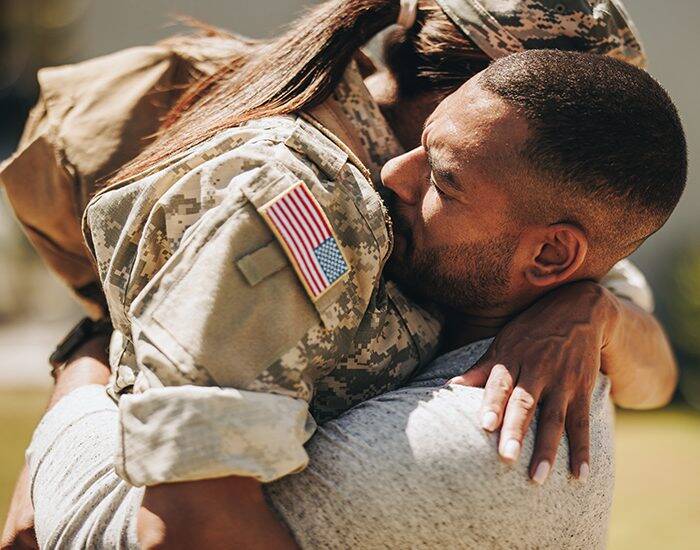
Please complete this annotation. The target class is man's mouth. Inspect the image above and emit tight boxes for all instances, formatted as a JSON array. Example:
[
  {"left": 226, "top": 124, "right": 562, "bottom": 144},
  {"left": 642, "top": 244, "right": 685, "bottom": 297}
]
[{"left": 383, "top": 189, "right": 414, "bottom": 259}]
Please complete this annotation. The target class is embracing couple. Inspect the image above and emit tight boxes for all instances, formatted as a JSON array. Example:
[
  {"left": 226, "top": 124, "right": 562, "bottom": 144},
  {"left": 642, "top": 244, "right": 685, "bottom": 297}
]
[{"left": 0, "top": 0, "right": 686, "bottom": 548}]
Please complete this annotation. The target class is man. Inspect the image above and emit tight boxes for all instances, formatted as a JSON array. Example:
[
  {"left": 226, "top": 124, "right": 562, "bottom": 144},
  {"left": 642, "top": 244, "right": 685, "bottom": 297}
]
[{"left": 18, "top": 51, "right": 686, "bottom": 548}]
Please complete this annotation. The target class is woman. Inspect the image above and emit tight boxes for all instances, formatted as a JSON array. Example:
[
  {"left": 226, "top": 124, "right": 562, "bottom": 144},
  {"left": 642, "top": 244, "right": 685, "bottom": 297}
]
[{"left": 2, "top": 1, "right": 676, "bottom": 547}]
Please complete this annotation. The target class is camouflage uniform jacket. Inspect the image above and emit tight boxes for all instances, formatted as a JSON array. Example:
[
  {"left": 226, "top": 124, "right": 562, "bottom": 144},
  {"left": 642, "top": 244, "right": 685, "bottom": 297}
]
[{"left": 82, "top": 62, "right": 442, "bottom": 486}]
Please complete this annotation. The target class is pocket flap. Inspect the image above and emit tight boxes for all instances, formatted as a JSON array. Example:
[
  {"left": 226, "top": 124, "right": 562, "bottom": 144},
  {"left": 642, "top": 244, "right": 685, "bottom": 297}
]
[{"left": 237, "top": 241, "right": 288, "bottom": 286}]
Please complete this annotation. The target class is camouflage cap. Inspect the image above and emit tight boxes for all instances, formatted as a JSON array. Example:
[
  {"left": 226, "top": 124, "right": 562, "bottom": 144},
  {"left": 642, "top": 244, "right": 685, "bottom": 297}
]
[{"left": 433, "top": 0, "right": 647, "bottom": 68}]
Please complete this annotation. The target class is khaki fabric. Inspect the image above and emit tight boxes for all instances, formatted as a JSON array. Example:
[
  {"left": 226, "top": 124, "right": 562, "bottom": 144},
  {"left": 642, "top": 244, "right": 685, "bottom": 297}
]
[
  {"left": 0, "top": 35, "right": 255, "bottom": 317},
  {"left": 82, "top": 62, "right": 443, "bottom": 485}
]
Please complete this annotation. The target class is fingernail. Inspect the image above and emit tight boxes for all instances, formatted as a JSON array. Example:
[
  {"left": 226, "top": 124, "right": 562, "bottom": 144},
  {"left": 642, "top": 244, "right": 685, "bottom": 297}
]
[
  {"left": 533, "top": 461, "right": 551, "bottom": 485},
  {"left": 481, "top": 411, "right": 499, "bottom": 431},
  {"left": 500, "top": 439, "right": 521, "bottom": 462},
  {"left": 578, "top": 462, "right": 590, "bottom": 483}
]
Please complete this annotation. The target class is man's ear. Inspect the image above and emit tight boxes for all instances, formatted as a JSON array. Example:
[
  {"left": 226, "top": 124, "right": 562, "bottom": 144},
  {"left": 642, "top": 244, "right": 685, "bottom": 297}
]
[{"left": 524, "top": 223, "right": 588, "bottom": 288}]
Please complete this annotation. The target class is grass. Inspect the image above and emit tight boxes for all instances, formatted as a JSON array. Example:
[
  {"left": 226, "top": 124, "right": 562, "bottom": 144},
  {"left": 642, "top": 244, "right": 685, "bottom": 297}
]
[
  {"left": 0, "top": 389, "right": 50, "bottom": 522},
  {"left": 609, "top": 406, "right": 700, "bottom": 549},
  {"left": 1, "top": 390, "right": 699, "bottom": 547}
]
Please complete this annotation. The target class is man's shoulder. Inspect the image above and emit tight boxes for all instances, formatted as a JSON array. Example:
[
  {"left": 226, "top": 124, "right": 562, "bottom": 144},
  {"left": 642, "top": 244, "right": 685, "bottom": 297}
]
[
  {"left": 408, "top": 339, "right": 493, "bottom": 387},
  {"left": 270, "top": 361, "right": 614, "bottom": 549}
]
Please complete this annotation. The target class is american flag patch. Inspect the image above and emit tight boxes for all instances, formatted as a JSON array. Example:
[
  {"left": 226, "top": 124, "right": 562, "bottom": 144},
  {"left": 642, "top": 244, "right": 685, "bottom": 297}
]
[{"left": 261, "top": 182, "right": 349, "bottom": 300}]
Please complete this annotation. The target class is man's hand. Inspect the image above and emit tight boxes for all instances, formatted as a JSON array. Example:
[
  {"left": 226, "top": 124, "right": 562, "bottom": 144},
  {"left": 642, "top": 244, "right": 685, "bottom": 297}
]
[{"left": 449, "top": 281, "right": 677, "bottom": 484}]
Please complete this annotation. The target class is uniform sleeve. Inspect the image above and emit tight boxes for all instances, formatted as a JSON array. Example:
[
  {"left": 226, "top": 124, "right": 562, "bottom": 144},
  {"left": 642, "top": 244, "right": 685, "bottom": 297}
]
[
  {"left": 87, "top": 133, "right": 387, "bottom": 486},
  {"left": 0, "top": 44, "right": 202, "bottom": 319},
  {"left": 599, "top": 259, "right": 654, "bottom": 312},
  {"left": 115, "top": 385, "right": 317, "bottom": 486}
]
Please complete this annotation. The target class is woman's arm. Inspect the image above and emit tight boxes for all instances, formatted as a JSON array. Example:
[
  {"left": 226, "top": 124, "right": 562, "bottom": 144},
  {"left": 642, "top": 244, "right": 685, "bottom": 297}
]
[
  {"left": 603, "top": 296, "right": 677, "bottom": 408},
  {"left": 451, "top": 281, "right": 677, "bottom": 483},
  {"left": 138, "top": 477, "right": 298, "bottom": 549}
]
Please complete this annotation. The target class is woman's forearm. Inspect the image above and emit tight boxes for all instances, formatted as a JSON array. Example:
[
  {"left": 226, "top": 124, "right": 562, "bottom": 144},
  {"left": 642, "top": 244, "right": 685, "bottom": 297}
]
[
  {"left": 603, "top": 296, "right": 678, "bottom": 409},
  {"left": 47, "top": 333, "right": 111, "bottom": 409}
]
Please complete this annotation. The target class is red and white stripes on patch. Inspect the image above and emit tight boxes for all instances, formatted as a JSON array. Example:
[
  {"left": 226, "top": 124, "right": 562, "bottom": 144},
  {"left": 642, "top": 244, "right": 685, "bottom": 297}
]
[{"left": 263, "top": 182, "right": 343, "bottom": 299}]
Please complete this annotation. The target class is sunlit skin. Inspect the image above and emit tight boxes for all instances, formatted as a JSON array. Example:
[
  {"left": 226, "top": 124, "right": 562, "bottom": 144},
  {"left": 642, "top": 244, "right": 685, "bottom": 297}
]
[
  {"left": 384, "top": 79, "right": 519, "bottom": 300},
  {"left": 380, "top": 76, "right": 676, "bottom": 482},
  {"left": 385, "top": 80, "right": 517, "bottom": 262}
]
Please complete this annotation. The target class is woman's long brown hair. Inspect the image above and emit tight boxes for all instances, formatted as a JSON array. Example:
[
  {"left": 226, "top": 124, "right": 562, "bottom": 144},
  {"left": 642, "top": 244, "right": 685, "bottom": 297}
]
[{"left": 115, "top": 0, "right": 489, "bottom": 182}]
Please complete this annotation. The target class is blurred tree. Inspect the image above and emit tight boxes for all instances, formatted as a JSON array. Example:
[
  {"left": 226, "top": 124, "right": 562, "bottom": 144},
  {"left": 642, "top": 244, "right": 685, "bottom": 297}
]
[
  {"left": 663, "top": 243, "right": 700, "bottom": 409},
  {"left": 1, "top": 0, "right": 90, "bottom": 148}
]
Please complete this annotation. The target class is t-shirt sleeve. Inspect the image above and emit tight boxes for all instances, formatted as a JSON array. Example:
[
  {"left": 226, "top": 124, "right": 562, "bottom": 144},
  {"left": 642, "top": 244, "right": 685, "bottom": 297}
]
[
  {"left": 600, "top": 258, "right": 654, "bottom": 312},
  {"left": 26, "top": 386, "right": 144, "bottom": 549},
  {"left": 265, "top": 373, "right": 615, "bottom": 549}
]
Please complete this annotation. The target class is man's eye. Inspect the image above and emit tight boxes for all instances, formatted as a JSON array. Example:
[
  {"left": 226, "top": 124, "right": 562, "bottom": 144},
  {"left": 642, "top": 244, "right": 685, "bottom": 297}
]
[{"left": 430, "top": 174, "right": 448, "bottom": 198}]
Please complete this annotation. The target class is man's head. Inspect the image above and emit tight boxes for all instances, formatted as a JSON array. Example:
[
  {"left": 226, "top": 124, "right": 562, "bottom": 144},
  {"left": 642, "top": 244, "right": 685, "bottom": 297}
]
[{"left": 382, "top": 50, "right": 687, "bottom": 315}]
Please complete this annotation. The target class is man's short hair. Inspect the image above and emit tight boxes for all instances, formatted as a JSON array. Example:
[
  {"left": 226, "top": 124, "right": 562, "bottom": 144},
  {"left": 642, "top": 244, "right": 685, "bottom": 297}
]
[{"left": 479, "top": 50, "right": 687, "bottom": 264}]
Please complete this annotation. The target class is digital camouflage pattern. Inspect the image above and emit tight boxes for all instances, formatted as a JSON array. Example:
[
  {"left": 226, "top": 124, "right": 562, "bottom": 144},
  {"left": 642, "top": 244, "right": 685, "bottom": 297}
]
[
  {"left": 331, "top": 60, "right": 405, "bottom": 182},
  {"left": 83, "top": 62, "right": 441, "bottom": 485},
  {"left": 435, "top": 0, "right": 646, "bottom": 68}
]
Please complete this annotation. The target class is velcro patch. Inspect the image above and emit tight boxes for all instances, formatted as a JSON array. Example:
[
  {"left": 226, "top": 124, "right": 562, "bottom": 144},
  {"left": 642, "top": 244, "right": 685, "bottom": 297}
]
[{"left": 260, "top": 182, "right": 349, "bottom": 301}]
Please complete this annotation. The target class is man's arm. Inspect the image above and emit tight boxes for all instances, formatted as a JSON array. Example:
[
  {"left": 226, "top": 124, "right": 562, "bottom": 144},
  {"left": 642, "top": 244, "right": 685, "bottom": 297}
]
[
  {"left": 266, "top": 367, "right": 617, "bottom": 549},
  {"left": 1, "top": 336, "right": 110, "bottom": 550},
  {"left": 138, "top": 477, "right": 297, "bottom": 549},
  {"left": 9, "top": 352, "right": 113, "bottom": 546}
]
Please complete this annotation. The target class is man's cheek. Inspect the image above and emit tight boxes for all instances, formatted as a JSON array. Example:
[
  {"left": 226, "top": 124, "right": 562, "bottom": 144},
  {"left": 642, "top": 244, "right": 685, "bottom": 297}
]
[
  {"left": 419, "top": 202, "right": 447, "bottom": 245},
  {"left": 423, "top": 210, "right": 470, "bottom": 251}
]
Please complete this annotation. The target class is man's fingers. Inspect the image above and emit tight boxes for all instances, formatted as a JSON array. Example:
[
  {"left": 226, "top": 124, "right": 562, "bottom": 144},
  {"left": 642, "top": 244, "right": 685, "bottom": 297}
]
[
  {"left": 476, "top": 364, "right": 514, "bottom": 432},
  {"left": 566, "top": 399, "right": 591, "bottom": 482},
  {"left": 528, "top": 398, "right": 567, "bottom": 485},
  {"left": 498, "top": 383, "right": 540, "bottom": 464}
]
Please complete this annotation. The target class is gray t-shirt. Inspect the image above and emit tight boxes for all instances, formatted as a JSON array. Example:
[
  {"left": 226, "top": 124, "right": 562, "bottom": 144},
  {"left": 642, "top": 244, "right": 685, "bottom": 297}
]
[{"left": 27, "top": 340, "right": 614, "bottom": 549}]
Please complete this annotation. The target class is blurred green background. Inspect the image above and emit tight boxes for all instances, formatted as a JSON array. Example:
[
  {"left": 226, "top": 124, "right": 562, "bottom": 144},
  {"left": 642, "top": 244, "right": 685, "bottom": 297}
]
[{"left": 1, "top": 0, "right": 699, "bottom": 547}]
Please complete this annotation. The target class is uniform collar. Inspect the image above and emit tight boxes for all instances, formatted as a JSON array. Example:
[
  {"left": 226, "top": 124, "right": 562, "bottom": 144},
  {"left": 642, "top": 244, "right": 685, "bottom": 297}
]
[{"left": 306, "top": 59, "right": 404, "bottom": 186}]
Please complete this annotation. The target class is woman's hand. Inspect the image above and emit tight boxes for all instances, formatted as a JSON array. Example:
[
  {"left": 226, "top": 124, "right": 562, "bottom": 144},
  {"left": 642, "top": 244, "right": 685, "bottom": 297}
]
[{"left": 449, "top": 281, "right": 621, "bottom": 484}]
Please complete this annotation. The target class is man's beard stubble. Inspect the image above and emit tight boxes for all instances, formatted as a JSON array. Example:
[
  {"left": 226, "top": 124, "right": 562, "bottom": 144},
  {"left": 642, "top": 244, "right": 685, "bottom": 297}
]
[{"left": 386, "top": 209, "right": 518, "bottom": 313}]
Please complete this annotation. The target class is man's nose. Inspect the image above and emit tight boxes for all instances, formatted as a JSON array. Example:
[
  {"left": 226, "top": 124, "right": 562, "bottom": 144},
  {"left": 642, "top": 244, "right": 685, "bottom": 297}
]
[{"left": 380, "top": 147, "right": 425, "bottom": 205}]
